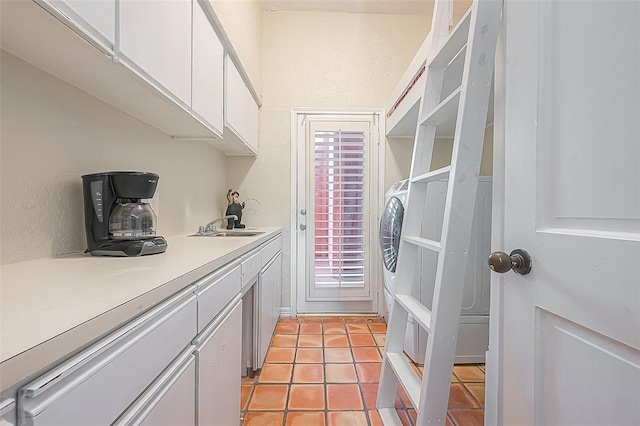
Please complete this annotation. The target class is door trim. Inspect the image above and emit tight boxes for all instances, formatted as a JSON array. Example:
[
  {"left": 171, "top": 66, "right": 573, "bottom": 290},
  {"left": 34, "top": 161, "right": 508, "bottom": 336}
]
[
  {"left": 485, "top": 13, "right": 506, "bottom": 426},
  {"left": 289, "top": 108, "right": 385, "bottom": 317}
]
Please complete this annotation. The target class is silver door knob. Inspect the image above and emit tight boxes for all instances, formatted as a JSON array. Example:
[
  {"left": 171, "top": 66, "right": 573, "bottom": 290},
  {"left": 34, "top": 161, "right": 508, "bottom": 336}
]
[
  {"left": 300, "top": 224, "right": 307, "bottom": 230},
  {"left": 488, "top": 249, "right": 532, "bottom": 275},
  {"left": 300, "top": 209, "right": 307, "bottom": 215}
]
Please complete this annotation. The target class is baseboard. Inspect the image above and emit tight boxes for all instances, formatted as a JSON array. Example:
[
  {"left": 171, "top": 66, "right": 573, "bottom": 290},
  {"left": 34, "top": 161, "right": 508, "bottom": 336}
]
[{"left": 279, "top": 307, "right": 291, "bottom": 318}]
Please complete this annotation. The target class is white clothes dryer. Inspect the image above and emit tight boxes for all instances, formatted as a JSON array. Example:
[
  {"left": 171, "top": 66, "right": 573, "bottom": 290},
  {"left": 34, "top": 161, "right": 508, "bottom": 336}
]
[
  {"left": 380, "top": 179, "right": 409, "bottom": 314},
  {"left": 379, "top": 177, "right": 492, "bottom": 364}
]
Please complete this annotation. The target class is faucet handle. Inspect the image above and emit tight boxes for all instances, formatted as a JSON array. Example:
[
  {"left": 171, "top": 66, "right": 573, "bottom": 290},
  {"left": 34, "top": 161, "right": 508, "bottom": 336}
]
[{"left": 198, "top": 225, "right": 206, "bottom": 235}]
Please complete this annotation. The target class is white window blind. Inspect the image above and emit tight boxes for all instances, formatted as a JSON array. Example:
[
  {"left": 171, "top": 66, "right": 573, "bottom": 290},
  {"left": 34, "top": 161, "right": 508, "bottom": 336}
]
[{"left": 313, "top": 129, "right": 366, "bottom": 288}]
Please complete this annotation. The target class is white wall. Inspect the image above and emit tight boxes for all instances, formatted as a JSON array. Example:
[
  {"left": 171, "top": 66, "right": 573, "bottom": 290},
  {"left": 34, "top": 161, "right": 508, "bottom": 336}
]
[
  {"left": 386, "top": 137, "right": 414, "bottom": 190},
  {"left": 210, "top": 0, "right": 263, "bottom": 94},
  {"left": 385, "top": 125, "right": 495, "bottom": 192},
  {"left": 226, "top": 10, "right": 430, "bottom": 308},
  {"left": 0, "top": 52, "right": 228, "bottom": 265}
]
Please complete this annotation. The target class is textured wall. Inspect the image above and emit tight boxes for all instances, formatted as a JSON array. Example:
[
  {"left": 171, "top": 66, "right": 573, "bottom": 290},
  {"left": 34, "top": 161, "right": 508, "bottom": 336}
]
[
  {"left": 209, "top": 0, "right": 263, "bottom": 94},
  {"left": 226, "top": 11, "right": 431, "bottom": 308},
  {"left": 0, "top": 52, "right": 228, "bottom": 265}
]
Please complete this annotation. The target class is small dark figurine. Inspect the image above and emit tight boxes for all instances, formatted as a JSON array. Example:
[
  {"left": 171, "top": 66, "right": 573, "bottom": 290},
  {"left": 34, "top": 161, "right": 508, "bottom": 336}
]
[{"left": 225, "top": 189, "right": 245, "bottom": 229}]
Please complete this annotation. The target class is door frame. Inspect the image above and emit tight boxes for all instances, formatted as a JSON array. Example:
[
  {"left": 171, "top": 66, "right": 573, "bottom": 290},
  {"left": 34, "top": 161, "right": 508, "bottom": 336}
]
[
  {"left": 485, "top": 9, "right": 507, "bottom": 425},
  {"left": 289, "top": 108, "right": 386, "bottom": 317}
]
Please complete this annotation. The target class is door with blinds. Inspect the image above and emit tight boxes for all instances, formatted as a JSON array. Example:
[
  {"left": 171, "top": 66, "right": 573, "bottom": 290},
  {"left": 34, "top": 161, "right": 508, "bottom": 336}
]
[{"left": 295, "top": 113, "right": 380, "bottom": 314}]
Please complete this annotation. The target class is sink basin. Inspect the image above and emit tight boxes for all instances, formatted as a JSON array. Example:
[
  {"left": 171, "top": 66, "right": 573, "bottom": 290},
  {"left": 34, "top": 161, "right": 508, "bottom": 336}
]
[
  {"left": 190, "top": 230, "right": 265, "bottom": 237},
  {"left": 210, "top": 231, "right": 264, "bottom": 237}
]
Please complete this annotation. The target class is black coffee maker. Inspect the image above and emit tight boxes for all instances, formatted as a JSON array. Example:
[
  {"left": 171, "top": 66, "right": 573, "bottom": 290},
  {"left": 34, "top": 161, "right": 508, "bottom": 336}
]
[{"left": 82, "top": 172, "right": 167, "bottom": 256}]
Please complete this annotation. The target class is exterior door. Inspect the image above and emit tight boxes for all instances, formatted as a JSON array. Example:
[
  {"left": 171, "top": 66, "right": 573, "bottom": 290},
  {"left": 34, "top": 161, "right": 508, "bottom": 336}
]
[
  {"left": 496, "top": 1, "right": 640, "bottom": 424},
  {"left": 293, "top": 111, "right": 382, "bottom": 314}
]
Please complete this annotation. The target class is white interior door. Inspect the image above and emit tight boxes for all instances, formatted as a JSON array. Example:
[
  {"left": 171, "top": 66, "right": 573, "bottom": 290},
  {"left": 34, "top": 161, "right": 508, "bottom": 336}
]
[
  {"left": 293, "top": 112, "right": 382, "bottom": 314},
  {"left": 497, "top": 1, "right": 640, "bottom": 424}
]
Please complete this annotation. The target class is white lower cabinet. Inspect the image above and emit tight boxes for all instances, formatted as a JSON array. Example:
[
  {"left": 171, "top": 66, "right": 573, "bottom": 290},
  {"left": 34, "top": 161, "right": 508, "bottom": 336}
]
[
  {"left": 12, "top": 234, "right": 281, "bottom": 426},
  {"left": 194, "top": 262, "right": 241, "bottom": 333},
  {"left": 0, "top": 399, "right": 15, "bottom": 426},
  {"left": 113, "top": 347, "right": 196, "bottom": 426},
  {"left": 256, "top": 251, "right": 282, "bottom": 369},
  {"left": 195, "top": 296, "right": 242, "bottom": 426},
  {"left": 17, "top": 288, "right": 197, "bottom": 425}
]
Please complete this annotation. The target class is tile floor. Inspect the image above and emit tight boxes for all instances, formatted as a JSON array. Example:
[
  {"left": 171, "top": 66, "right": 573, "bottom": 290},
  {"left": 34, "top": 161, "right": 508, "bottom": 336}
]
[{"left": 241, "top": 316, "right": 485, "bottom": 426}]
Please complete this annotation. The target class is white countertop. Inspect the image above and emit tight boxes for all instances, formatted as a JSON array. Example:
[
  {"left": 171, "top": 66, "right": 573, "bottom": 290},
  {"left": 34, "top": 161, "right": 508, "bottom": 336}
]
[{"left": 0, "top": 228, "right": 281, "bottom": 390}]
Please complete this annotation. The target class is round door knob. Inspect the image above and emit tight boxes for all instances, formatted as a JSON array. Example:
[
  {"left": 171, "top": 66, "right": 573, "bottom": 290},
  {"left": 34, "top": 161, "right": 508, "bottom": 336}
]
[
  {"left": 488, "top": 249, "right": 532, "bottom": 275},
  {"left": 300, "top": 223, "right": 307, "bottom": 230}
]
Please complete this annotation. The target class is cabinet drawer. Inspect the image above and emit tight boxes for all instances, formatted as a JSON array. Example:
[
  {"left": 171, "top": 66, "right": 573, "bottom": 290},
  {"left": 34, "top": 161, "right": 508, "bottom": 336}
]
[
  {"left": 18, "top": 288, "right": 197, "bottom": 426},
  {"left": 0, "top": 399, "right": 15, "bottom": 426},
  {"left": 195, "top": 263, "right": 241, "bottom": 332},
  {"left": 241, "top": 250, "right": 261, "bottom": 287},
  {"left": 113, "top": 346, "right": 196, "bottom": 426},
  {"left": 261, "top": 235, "right": 282, "bottom": 267}
]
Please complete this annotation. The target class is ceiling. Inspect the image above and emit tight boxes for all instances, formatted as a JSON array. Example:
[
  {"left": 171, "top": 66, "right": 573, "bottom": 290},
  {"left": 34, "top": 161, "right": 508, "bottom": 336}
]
[{"left": 260, "top": 0, "right": 433, "bottom": 15}]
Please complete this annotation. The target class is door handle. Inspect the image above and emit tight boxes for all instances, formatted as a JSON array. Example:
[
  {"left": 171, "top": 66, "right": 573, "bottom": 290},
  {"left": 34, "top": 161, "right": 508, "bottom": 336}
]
[
  {"left": 300, "top": 224, "right": 307, "bottom": 230},
  {"left": 488, "top": 249, "right": 532, "bottom": 275},
  {"left": 300, "top": 209, "right": 307, "bottom": 216}
]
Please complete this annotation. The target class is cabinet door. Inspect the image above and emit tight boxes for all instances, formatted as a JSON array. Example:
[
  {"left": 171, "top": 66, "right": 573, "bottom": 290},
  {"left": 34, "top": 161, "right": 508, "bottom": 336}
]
[
  {"left": 119, "top": 0, "right": 192, "bottom": 106},
  {"left": 257, "top": 263, "right": 275, "bottom": 368},
  {"left": 192, "top": 0, "right": 224, "bottom": 135},
  {"left": 18, "top": 290, "right": 197, "bottom": 425},
  {"left": 196, "top": 299, "right": 242, "bottom": 426},
  {"left": 0, "top": 399, "right": 15, "bottom": 426},
  {"left": 113, "top": 347, "right": 196, "bottom": 426},
  {"left": 272, "top": 253, "right": 282, "bottom": 333},
  {"left": 49, "top": 0, "right": 115, "bottom": 46},
  {"left": 245, "top": 87, "right": 259, "bottom": 153},
  {"left": 224, "top": 56, "right": 259, "bottom": 153}
]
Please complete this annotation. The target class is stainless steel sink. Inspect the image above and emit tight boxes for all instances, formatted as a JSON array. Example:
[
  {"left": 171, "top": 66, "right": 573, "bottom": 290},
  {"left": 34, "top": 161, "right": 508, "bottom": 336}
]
[
  {"left": 209, "top": 231, "right": 264, "bottom": 237},
  {"left": 190, "top": 230, "right": 265, "bottom": 237}
]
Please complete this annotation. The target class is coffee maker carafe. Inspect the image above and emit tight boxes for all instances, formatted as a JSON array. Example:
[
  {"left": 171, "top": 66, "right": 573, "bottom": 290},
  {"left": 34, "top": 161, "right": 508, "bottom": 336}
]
[{"left": 82, "top": 172, "right": 167, "bottom": 256}]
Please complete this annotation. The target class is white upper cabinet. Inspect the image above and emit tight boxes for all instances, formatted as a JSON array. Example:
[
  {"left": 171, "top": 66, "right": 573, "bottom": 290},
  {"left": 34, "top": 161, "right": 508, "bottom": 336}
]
[
  {"left": 48, "top": 0, "right": 115, "bottom": 48},
  {"left": 1, "top": 0, "right": 259, "bottom": 156},
  {"left": 225, "top": 56, "right": 259, "bottom": 155},
  {"left": 119, "top": 0, "right": 192, "bottom": 107},
  {"left": 192, "top": 0, "right": 224, "bottom": 137}
]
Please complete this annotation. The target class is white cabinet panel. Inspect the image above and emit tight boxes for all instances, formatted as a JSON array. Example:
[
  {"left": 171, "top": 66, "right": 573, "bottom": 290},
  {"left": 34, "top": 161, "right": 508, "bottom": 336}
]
[
  {"left": 192, "top": 0, "right": 224, "bottom": 136},
  {"left": 119, "top": 0, "right": 192, "bottom": 106},
  {"left": 257, "top": 263, "right": 274, "bottom": 368},
  {"left": 224, "top": 56, "right": 259, "bottom": 154},
  {"left": 18, "top": 289, "right": 197, "bottom": 425},
  {"left": 241, "top": 250, "right": 261, "bottom": 288},
  {"left": 0, "top": 399, "right": 15, "bottom": 426},
  {"left": 261, "top": 235, "right": 282, "bottom": 267},
  {"left": 245, "top": 88, "right": 259, "bottom": 153},
  {"left": 50, "top": 0, "right": 115, "bottom": 46},
  {"left": 256, "top": 252, "right": 282, "bottom": 368},
  {"left": 195, "top": 298, "right": 242, "bottom": 426},
  {"left": 114, "top": 347, "right": 196, "bottom": 426},
  {"left": 195, "top": 263, "right": 241, "bottom": 332},
  {"left": 272, "top": 253, "right": 282, "bottom": 328}
]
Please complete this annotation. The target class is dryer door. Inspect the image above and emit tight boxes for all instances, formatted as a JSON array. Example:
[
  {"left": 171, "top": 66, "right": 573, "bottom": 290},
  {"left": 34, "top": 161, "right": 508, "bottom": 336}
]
[{"left": 379, "top": 196, "right": 404, "bottom": 273}]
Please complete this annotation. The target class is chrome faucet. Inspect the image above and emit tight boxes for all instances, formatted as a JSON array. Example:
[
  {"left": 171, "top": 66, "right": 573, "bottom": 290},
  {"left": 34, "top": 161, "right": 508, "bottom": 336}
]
[{"left": 198, "top": 215, "right": 238, "bottom": 235}]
